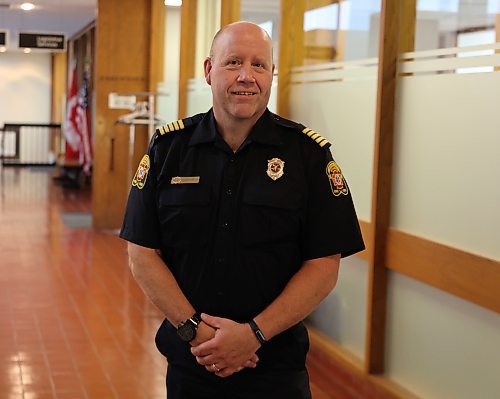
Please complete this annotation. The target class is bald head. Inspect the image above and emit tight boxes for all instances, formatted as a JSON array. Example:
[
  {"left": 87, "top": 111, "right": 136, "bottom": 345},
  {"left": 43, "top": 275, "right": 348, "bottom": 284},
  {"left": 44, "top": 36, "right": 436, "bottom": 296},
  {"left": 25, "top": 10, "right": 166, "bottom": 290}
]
[{"left": 209, "top": 21, "right": 273, "bottom": 62}]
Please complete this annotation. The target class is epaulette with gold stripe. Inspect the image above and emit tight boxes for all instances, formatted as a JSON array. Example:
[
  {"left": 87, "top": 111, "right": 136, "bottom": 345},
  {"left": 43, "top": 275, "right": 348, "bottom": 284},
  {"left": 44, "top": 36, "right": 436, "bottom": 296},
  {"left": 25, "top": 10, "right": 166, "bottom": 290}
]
[
  {"left": 158, "top": 119, "right": 186, "bottom": 135},
  {"left": 301, "top": 127, "right": 330, "bottom": 148},
  {"left": 153, "top": 113, "right": 205, "bottom": 143}
]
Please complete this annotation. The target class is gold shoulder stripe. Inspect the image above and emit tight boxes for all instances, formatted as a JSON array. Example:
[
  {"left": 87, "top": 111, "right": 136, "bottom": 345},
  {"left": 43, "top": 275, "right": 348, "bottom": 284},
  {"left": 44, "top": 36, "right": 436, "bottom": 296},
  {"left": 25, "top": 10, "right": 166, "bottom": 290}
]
[
  {"left": 301, "top": 127, "right": 330, "bottom": 147},
  {"left": 159, "top": 119, "right": 187, "bottom": 135}
]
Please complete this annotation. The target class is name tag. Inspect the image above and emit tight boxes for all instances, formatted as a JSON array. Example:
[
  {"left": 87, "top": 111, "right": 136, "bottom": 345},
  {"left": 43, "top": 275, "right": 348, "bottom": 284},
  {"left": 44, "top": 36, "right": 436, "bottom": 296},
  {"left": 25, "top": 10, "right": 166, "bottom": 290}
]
[{"left": 170, "top": 176, "right": 200, "bottom": 184}]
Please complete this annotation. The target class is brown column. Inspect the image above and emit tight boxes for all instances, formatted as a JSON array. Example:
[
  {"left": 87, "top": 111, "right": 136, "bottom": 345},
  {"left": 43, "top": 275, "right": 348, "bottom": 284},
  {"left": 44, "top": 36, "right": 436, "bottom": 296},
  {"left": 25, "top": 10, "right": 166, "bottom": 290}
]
[
  {"left": 364, "top": 0, "right": 402, "bottom": 374},
  {"left": 178, "top": 0, "right": 197, "bottom": 119},
  {"left": 220, "top": 0, "right": 240, "bottom": 27},
  {"left": 399, "top": 0, "right": 416, "bottom": 53},
  {"left": 496, "top": 15, "right": 500, "bottom": 71},
  {"left": 93, "top": 0, "right": 164, "bottom": 230},
  {"left": 277, "top": 0, "right": 305, "bottom": 118}
]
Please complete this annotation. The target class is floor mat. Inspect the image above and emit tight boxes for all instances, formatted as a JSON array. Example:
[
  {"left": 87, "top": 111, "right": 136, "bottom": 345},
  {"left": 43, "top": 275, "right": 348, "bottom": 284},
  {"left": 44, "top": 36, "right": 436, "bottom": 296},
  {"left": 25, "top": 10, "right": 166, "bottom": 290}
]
[{"left": 61, "top": 212, "right": 92, "bottom": 229}]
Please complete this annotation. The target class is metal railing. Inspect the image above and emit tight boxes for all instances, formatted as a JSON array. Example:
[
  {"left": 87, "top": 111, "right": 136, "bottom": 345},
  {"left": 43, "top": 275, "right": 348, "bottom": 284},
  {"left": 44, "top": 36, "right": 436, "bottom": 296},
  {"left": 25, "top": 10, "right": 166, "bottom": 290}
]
[{"left": 0, "top": 123, "right": 62, "bottom": 166}]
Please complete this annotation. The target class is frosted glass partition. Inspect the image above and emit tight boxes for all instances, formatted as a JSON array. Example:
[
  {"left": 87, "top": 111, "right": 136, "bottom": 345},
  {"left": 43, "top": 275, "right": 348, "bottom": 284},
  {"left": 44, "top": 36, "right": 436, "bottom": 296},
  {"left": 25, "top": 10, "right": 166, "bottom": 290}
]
[
  {"left": 186, "top": 77, "right": 278, "bottom": 117},
  {"left": 289, "top": 59, "right": 378, "bottom": 221},
  {"left": 393, "top": 44, "right": 500, "bottom": 260},
  {"left": 387, "top": 44, "right": 500, "bottom": 399},
  {"left": 156, "top": 81, "right": 178, "bottom": 124},
  {"left": 289, "top": 59, "right": 376, "bottom": 356},
  {"left": 386, "top": 272, "right": 500, "bottom": 399},
  {"left": 308, "top": 256, "right": 368, "bottom": 360},
  {"left": 187, "top": 78, "right": 212, "bottom": 116}
]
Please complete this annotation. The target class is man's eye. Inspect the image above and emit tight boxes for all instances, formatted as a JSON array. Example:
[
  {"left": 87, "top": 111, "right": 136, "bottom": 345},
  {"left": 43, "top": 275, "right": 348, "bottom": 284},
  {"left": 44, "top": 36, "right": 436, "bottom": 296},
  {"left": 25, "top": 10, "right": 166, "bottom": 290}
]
[{"left": 227, "top": 60, "right": 240, "bottom": 66}]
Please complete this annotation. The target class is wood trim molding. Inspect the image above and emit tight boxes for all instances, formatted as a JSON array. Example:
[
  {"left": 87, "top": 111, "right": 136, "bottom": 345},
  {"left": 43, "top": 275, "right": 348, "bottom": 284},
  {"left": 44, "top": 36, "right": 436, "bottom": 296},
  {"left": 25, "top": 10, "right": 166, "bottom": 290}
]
[
  {"left": 356, "top": 220, "right": 500, "bottom": 315},
  {"left": 308, "top": 326, "right": 421, "bottom": 399},
  {"left": 386, "top": 229, "right": 500, "bottom": 314},
  {"left": 365, "top": 0, "right": 401, "bottom": 374},
  {"left": 178, "top": 0, "right": 197, "bottom": 119}
]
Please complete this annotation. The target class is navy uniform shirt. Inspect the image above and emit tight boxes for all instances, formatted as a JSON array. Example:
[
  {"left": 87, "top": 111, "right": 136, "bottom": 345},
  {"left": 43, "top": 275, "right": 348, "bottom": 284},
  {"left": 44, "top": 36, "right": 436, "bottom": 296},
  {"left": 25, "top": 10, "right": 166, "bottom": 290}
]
[{"left": 120, "top": 108, "right": 364, "bottom": 372}]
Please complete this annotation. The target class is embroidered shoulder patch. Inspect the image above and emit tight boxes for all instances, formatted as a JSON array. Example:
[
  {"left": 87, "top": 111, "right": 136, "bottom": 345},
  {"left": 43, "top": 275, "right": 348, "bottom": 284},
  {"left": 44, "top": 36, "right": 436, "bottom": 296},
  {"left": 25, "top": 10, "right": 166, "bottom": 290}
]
[
  {"left": 132, "top": 154, "right": 150, "bottom": 189},
  {"left": 302, "top": 127, "right": 330, "bottom": 148},
  {"left": 326, "top": 160, "right": 348, "bottom": 196}
]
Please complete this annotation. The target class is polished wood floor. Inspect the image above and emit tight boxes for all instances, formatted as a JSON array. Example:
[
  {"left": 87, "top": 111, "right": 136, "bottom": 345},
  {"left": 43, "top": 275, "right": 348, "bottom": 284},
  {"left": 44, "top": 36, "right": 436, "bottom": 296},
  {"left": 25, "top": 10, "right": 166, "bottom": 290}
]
[{"left": 0, "top": 167, "right": 343, "bottom": 399}]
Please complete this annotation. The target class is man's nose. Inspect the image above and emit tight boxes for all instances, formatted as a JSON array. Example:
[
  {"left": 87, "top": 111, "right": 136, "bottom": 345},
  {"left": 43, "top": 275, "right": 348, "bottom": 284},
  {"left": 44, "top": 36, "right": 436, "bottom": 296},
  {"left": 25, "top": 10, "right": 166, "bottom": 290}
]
[{"left": 238, "top": 64, "right": 256, "bottom": 82}]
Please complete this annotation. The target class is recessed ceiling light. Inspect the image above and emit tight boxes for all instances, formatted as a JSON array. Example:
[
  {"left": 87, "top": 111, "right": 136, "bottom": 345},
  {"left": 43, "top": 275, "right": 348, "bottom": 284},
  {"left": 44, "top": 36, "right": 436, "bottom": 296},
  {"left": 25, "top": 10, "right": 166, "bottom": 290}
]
[
  {"left": 23, "top": 48, "right": 31, "bottom": 53},
  {"left": 0, "top": 46, "right": 6, "bottom": 53},
  {"left": 20, "top": 2, "right": 35, "bottom": 11},
  {"left": 164, "top": 0, "right": 182, "bottom": 6}
]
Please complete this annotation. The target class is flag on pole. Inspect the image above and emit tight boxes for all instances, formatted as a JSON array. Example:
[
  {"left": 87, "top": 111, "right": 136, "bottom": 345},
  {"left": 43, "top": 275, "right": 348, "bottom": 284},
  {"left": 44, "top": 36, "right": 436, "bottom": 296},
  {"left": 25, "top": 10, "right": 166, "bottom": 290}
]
[
  {"left": 78, "top": 70, "right": 92, "bottom": 174},
  {"left": 64, "top": 62, "right": 93, "bottom": 174},
  {"left": 64, "top": 62, "right": 81, "bottom": 163}
]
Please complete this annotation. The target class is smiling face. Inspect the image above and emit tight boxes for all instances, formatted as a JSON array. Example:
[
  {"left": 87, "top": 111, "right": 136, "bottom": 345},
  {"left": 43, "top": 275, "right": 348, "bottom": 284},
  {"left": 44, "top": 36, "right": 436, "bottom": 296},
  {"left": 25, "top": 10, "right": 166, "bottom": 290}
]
[{"left": 204, "top": 22, "right": 275, "bottom": 127}]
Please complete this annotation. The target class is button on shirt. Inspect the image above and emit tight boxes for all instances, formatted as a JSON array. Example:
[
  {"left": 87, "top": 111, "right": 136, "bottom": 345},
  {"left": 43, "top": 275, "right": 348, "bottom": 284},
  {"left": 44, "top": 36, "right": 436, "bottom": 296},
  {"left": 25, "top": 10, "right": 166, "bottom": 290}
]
[{"left": 120, "top": 108, "right": 365, "bottom": 371}]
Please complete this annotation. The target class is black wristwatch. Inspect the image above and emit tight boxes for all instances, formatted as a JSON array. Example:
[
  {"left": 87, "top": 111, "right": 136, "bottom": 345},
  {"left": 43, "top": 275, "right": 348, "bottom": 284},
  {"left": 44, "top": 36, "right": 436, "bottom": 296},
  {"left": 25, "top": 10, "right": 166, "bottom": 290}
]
[{"left": 176, "top": 313, "right": 202, "bottom": 342}]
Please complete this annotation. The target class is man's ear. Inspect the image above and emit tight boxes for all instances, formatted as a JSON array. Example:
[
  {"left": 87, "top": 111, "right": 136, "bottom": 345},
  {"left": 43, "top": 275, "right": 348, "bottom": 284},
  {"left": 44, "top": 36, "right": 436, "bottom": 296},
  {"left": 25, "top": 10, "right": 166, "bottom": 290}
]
[{"left": 204, "top": 57, "right": 212, "bottom": 85}]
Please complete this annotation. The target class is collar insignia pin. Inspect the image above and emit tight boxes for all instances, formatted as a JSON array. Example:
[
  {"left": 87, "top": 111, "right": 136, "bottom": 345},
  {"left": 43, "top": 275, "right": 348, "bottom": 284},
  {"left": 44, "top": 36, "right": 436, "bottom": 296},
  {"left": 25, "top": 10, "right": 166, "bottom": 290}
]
[{"left": 267, "top": 158, "right": 285, "bottom": 181}]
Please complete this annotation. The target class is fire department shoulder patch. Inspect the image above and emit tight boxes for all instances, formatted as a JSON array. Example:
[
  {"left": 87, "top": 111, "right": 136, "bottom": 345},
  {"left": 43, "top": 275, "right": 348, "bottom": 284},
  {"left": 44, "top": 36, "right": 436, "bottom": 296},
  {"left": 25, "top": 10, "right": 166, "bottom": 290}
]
[
  {"left": 326, "top": 160, "right": 348, "bottom": 196},
  {"left": 132, "top": 154, "right": 150, "bottom": 189}
]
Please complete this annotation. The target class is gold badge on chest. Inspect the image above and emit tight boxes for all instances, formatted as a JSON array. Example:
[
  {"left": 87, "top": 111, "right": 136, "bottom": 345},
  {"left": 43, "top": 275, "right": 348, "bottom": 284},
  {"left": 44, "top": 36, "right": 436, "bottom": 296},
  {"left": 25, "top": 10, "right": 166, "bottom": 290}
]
[{"left": 267, "top": 158, "right": 285, "bottom": 181}]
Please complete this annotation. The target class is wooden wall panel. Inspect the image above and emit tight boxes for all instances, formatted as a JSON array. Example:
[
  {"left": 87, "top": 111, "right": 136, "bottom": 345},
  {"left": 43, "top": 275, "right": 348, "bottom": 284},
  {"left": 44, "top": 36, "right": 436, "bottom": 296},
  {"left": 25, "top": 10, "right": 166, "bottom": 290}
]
[
  {"left": 51, "top": 52, "right": 67, "bottom": 124},
  {"left": 93, "top": 0, "right": 156, "bottom": 229}
]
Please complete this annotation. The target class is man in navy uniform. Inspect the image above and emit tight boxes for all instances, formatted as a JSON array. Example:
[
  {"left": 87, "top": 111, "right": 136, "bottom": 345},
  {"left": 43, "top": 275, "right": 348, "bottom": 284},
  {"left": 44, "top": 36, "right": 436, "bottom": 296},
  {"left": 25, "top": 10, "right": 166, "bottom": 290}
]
[{"left": 120, "top": 21, "right": 364, "bottom": 399}]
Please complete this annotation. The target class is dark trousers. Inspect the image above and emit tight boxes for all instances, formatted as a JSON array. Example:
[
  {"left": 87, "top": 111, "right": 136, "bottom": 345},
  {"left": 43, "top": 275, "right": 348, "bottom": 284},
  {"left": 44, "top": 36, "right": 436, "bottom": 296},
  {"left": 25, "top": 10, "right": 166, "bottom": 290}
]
[{"left": 166, "top": 364, "right": 312, "bottom": 399}]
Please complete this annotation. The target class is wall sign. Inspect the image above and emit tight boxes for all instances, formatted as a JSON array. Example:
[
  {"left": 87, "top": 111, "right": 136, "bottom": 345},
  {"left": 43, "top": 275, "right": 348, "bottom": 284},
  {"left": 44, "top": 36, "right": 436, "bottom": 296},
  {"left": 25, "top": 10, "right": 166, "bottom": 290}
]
[
  {"left": 19, "top": 33, "right": 65, "bottom": 50},
  {"left": 0, "top": 31, "right": 6, "bottom": 46}
]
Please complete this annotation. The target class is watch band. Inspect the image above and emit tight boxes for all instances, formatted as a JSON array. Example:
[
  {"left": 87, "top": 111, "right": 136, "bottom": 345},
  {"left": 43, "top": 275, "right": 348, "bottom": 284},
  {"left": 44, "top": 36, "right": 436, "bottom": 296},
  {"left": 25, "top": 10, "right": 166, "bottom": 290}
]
[
  {"left": 248, "top": 319, "right": 267, "bottom": 345},
  {"left": 190, "top": 312, "right": 202, "bottom": 326}
]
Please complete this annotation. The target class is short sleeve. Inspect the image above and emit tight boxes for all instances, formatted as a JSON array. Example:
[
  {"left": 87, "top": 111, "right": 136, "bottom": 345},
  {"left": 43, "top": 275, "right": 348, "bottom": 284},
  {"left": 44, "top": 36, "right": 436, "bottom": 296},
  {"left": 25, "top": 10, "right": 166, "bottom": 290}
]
[
  {"left": 301, "top": 147, "right": 365, "bottom": 260},
  {"left": 119, "top": 143, "right": 162, "bottom": 249}
]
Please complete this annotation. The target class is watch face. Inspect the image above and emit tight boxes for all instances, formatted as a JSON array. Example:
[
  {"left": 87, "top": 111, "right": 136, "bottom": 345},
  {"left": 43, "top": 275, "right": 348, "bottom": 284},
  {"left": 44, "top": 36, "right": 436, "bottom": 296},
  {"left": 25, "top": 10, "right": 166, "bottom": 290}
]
[{"left": 177, "top": 322, "right": 196, "bottom": 342}]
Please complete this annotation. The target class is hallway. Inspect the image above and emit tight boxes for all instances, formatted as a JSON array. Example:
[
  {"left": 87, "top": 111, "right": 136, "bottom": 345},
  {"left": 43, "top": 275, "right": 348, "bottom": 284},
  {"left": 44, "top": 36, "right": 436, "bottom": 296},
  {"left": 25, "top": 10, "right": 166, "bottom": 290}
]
[
  {"left": 0, "top": 167, "right": 340, "bottom": 399},
  {"left": 0, "top": 167, "right": 166, "bottom": 398}
]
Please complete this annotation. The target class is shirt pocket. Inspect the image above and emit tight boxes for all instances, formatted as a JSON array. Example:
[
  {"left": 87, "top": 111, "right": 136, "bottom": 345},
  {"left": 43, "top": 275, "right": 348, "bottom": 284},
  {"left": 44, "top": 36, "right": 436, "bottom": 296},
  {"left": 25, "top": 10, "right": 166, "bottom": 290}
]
[
  {"left": 239, "top": 185, "right": 302, "bottom": 247},
  {"left": 158, "top": 184, "right": 212, "bottom": 249}
]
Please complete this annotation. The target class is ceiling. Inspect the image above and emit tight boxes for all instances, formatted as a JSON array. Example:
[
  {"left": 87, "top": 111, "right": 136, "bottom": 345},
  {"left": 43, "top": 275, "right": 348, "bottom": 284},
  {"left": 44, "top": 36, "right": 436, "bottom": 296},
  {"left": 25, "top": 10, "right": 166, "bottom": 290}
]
[
  {"left": 0, "top": 0, "right": 498, "bottom": 53},
  {"left": 0, "top": 0, "right": 96, "bottom": 52}
]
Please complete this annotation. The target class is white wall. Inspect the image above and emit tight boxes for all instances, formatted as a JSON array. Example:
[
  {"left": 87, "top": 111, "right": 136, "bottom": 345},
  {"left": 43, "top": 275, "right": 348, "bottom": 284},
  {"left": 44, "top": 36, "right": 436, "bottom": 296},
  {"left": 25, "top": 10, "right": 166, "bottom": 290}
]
[
  {"left": 0, "top": 52, "right": 52, "bottom": 126},
  {"left": 157, "top": 6, "right": 182, "bottom": 123}
]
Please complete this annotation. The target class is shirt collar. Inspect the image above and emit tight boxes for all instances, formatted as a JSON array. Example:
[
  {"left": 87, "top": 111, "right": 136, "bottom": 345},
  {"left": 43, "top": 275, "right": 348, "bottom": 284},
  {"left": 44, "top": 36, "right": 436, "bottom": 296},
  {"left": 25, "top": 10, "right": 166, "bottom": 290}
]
[
  {"left": 188, "top": 108, "right": 283, "bottom": 147},
  {"left": 247, "top": 109, "right": 283, "bottom": 147},
  {"left": 188, "top": 109, "right": 218, "bottom": 146}
]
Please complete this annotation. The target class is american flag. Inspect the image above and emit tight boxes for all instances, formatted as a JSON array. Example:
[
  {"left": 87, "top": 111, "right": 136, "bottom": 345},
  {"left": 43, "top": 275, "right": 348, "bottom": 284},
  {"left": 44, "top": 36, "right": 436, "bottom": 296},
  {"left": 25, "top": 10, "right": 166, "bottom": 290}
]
[{"left": 64, "top": 63, "right": 93, "bottom": 174}]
